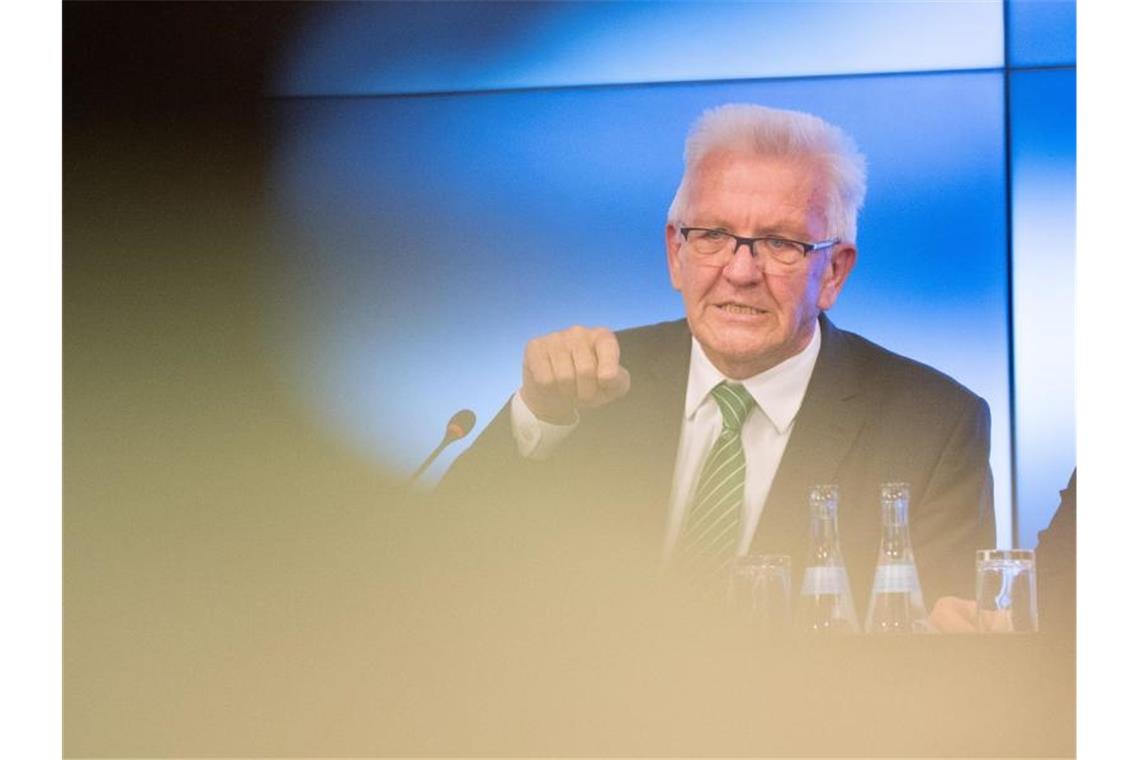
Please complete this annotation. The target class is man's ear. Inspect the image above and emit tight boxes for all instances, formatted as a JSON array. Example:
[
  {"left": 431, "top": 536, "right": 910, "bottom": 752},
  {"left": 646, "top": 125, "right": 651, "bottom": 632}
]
[
  {"left": 665, "top": 222, "right": 683, "bottom": 291},
  {"left": 817, "top": 243, "right": 857, "bottom": 310}
]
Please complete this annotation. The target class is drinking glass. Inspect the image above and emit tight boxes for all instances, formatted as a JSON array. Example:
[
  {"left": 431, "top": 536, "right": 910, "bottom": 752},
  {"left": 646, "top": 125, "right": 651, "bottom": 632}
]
[
  {"left": 975, "top": 549, "right": 1038, "bottom": 633},
  {"left": 728, "top": 554, "right": 792, "bottom": 635}
]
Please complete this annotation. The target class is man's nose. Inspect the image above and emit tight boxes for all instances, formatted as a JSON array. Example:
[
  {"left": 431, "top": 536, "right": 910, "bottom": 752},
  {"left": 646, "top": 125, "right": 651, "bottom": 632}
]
[{"left": 722, "top": 239, "right": 763, "bottom": 282}]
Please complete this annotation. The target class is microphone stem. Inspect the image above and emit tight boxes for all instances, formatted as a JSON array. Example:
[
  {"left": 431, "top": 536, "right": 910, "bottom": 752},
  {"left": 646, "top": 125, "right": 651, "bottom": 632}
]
[{"left": 407, "top": 436, "right": 450, "bottom": 486}]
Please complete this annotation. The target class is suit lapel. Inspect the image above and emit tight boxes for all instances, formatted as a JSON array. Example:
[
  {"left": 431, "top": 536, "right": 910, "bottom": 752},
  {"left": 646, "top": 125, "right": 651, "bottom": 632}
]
[
  {"left": 637, "top": 320, "right": 692, "bottom": 513},
  {"left": 750, "top": 314, "right": 870, "bottom": 554},
  {"left": 562, "top": 318, "right": 691, "bottom": 554}
]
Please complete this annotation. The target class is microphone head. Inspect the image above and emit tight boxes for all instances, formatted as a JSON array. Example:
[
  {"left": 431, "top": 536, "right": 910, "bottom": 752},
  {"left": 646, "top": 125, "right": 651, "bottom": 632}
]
[{"left": 444, "top": 409, "right": 476, "bottom": 442}]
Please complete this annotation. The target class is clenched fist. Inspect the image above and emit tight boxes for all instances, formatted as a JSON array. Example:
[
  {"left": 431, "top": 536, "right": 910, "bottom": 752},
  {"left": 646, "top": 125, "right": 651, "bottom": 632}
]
[{"left": 519, "top": 326, "right": 632, "bottom": 424}]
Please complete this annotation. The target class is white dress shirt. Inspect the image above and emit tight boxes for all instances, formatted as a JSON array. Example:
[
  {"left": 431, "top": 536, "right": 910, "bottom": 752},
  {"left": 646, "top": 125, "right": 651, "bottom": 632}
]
[
  {"left": 662, "top": 321, "right": 821, "bottom": 564},
  {"left": 510, "top": 318, "right": 822, "bottom": 564}
]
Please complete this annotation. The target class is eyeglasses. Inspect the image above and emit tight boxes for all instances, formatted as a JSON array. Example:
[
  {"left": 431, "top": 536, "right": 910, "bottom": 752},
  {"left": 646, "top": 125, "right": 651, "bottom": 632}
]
[{"left": 678, "top": 226, "right": 840, "bottom": 267}]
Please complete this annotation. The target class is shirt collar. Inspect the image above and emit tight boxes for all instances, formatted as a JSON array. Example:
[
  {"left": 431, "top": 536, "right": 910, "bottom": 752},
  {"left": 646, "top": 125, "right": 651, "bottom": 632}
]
[{"left": 684, "top": 317, "right": 822, "bottom": 434}]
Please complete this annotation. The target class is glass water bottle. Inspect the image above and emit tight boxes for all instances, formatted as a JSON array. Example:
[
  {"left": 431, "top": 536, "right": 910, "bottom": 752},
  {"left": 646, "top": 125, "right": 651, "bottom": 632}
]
[
  {"left": 795, "top": 484, "right": 860, "bottom": 634},
  {"left": 864, "top": 482, "right": 930, "bottom": 634}
]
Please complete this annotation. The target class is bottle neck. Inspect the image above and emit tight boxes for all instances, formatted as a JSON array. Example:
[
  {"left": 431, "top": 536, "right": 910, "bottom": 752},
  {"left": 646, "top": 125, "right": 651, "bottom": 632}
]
[
  {"left": 808, "top": 509, "right": 842, "bottom": 562},
  {"left": 878, "top": 498, "right": 914, "bottom": 560}
]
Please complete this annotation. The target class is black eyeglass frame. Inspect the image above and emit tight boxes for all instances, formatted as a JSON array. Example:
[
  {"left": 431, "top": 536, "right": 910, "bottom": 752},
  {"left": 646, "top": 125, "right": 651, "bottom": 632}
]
[{"left": 678, "top": 226, "right": 841, "bottom": 262}]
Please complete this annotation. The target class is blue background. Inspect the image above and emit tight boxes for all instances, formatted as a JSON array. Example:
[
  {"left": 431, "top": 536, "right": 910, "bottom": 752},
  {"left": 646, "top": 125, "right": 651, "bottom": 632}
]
[{"left": 264, "top": 0, "right": 1075, "bottom": 549}]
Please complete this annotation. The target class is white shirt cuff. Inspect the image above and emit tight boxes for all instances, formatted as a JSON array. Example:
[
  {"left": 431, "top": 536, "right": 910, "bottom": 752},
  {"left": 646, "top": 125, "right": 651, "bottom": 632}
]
[{"left": 510, "top": 391, "right": 579, "bottom": 461}]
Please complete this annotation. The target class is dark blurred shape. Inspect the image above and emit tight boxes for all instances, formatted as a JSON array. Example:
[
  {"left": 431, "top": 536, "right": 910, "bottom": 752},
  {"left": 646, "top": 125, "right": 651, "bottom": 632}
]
[
  {"left": 1035, "top": 469, "right": 1076, "bottom": 637},
  {"left": 63, "top": 6, "right": 409, "bottom": 757},
  {"left": 64, "top": 1, "right": 306, "bottom": 120}
]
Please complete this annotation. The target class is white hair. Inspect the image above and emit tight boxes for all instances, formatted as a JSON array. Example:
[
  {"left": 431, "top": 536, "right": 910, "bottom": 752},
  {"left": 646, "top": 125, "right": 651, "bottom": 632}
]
[{"left": 666, "top": 103, "right": 867, "bottom": 242}]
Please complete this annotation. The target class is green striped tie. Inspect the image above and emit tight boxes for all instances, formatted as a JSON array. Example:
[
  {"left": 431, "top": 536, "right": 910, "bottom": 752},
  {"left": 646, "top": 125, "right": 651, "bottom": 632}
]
[{"left": 676, "top": 381, "right": 756, "bottom": 578}]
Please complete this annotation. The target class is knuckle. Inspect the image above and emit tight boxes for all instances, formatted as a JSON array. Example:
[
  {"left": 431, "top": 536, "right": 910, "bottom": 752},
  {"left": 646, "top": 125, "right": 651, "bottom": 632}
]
[
  {"left": 525, "top": 335, "right": 549, "bottom": 356},
  {"left": 563, "top": 323, "right": 588, "bottom": 344}
]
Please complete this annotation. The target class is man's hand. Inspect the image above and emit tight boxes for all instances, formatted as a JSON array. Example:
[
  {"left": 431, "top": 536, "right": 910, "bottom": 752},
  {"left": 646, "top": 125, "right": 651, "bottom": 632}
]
[{"left": 520, "top": 326, "right": 631, "bottom": 424}]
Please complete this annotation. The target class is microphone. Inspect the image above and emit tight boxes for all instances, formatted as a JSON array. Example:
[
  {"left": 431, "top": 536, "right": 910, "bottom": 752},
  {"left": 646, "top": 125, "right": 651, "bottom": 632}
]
[{"left": 407, "top": 409, "right": 476, "bottom": 486}]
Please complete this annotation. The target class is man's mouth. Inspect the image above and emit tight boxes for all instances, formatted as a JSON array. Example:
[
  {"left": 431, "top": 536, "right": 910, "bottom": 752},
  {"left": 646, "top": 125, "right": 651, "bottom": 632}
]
[{"left": 717, "top": 303, "right": 765, "bottom": 316}]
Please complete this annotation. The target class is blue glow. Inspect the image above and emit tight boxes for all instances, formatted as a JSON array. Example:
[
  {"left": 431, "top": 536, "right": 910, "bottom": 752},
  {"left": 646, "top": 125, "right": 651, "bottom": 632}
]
[
  {"left": 273, "top": 1, "right": 1004, "bottom": 97},
  {"left": 1008, "top": 0, "right": 1076, "bottom": 68},
  {"left": 1010, "top": 68, "right": 1075, "bottom": 548},
  {"left": 265, "top": 70, "right": 1014, "bottom": 545}
]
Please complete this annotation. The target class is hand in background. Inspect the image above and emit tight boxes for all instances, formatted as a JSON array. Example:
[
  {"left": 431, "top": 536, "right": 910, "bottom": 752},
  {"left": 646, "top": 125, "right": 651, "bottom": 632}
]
[
  {"left": 931, "top": 596, "right": 1019, "bottom": 633},
  {"left": 930, "top": 596, "right": 978, "bottom": 633}
]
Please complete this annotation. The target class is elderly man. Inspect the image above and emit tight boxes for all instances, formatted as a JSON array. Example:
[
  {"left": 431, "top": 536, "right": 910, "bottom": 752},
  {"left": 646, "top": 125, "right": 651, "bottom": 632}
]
[{"left": 438, "top": 104, "right": 994, "bottom": 611}]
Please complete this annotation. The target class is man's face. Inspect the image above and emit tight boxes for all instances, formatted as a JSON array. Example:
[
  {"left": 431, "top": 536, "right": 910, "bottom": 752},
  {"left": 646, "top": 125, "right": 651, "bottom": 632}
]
[{"left": 665, "top": 150, "right": 856, "bottom": 379}]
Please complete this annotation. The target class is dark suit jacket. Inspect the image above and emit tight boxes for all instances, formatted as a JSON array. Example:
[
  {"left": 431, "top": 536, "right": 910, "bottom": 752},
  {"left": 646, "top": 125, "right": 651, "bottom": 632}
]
[
  {"left": 437, "top": 314, "right": 995, "bottom": 608},
  {"left": 1035, "top": 469, "right": 1076, "bottom": 636}
]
